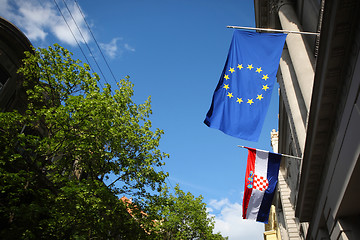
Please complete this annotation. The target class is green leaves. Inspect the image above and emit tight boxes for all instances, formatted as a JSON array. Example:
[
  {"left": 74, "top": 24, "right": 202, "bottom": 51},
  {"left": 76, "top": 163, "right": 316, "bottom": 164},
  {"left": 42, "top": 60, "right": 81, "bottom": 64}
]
[
  {"left": 1, "top": 44, "right": 168, "bottom": 239},
  {"left": 145, "top": 184, "right": 227, "bottom": 239},
  {"left": 18, "top": 44, "right": 168, "bottom": 193},
  {"left": 1, "top": 44, "right": 224, "bottom": 239}
]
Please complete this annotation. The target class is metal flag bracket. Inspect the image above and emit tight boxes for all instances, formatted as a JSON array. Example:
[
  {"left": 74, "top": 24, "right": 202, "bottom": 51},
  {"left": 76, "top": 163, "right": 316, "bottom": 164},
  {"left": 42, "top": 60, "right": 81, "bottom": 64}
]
[
  {"left": 227, "top": 25, "right": 320, "bottom": 36},
  {"left": 238, "top": 145, "right": 303, "bottom": 160}
]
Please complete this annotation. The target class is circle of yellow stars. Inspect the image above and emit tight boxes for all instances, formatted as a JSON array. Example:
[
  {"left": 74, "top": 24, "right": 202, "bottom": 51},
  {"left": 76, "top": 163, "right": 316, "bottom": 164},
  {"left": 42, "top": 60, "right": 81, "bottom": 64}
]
[{"left": 222, "top": 64, "right": 270, "bottom": 106}]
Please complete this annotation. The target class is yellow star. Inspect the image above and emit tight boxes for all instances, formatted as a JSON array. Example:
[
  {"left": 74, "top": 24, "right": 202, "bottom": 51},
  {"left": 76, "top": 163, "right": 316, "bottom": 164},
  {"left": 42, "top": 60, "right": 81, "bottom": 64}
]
[
  {"left": 229, "top": 67, "right": 235, "bottom": 73},
  {"left": 262, "top": 85, "right": 269, "bottom": 91},
  {"left": 223, "top": 84, "right": 229, "bottom": 90},
  {"left": 247, "top": 99, "right": 254, "bottom": 105},
  {"left": 224, "top": 74, "right": 230, "bottom": 80},
  {"left": 256, "top": 67, "right": 262, "bottom": 73},
  {"left": 227, "top": 92, "right": 233, "bottom": 98},
  {"left": 257, "top": 94, "right": 263, "bottom": 100},
  {"left": 247, "top": 64, "right": 254, "bottom": 70},
  {"left": 237, "top": 64, "right": 243, "bottom": 70},
  {"left": 262, "top": 74, "right": 269, "bottom": 80},
  {"left": 236, "top": 98, "right": 243, "bottom": 104}
]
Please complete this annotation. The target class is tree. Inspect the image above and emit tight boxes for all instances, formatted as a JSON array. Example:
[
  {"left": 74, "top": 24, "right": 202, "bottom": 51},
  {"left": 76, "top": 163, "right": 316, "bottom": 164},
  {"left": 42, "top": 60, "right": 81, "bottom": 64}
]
[
  {"left": 0, "top": 44, "right": 168, "bottom": 239},
  {"left": 0, "top": 44, "right": 227, "bottom": 240},
  {"left": 146, "top": 185, "right": 228, "bottom": 240}
]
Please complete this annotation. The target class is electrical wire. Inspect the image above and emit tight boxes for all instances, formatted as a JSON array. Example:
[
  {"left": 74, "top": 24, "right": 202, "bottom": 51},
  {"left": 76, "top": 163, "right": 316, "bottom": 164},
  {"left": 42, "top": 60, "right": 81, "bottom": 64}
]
[
  {"left": 160, "top": 165, "right": 175, "bottom": 194},
  {"left": 52, "top": 0, "right": 104, "bottom": 89},
  {"left": 60, "top": 0, "right": 98, "bottom": 71},
  {"left": 59, "top": 0, "right": 110, "bottom": 87},
  {"left": 54, "top": 0, "right": 176, "bottom": 195},
  {"left": 73, "top": 0, "right": 118, "bottom": 85}
]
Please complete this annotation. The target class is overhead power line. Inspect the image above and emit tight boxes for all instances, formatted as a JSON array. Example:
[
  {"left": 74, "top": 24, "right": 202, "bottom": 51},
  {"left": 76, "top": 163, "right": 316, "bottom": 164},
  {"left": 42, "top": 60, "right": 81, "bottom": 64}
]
[
  {"left": 54, "top": 0, "right": 111, "bottom": 89},
  {"left": 61, "top": 0, "right": 110, "bottom": 86},
  {"left": 53, "top": 0, "right": 177, "bottom": 194},
  {"left": 52, "top": 0, "right": 104, "bottom": 89},
  {"left": 73, "top": 0, "right": 118, "bottom": 85},
  {"left": 53, "top": 0, "right": 102, "bottom": 83}
]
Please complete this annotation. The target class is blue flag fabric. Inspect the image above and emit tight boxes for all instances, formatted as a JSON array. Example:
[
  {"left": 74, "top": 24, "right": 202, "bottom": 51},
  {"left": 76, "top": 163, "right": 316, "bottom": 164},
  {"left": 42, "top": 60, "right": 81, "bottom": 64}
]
[{"left": 204, "top": 30, "right": 287, "bottom": 141}]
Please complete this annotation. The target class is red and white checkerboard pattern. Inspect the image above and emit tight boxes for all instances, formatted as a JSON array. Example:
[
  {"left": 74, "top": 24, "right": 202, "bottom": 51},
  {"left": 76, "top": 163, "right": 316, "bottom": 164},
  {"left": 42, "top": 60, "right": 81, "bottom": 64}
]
[{"left": 253, "top": 175, "right": 269, "bottom": 191}]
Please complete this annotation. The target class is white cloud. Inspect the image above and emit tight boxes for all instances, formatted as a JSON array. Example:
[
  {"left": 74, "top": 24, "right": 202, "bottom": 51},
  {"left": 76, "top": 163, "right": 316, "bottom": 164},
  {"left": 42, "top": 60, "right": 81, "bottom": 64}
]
[
  {"left": 0, "top": 0, "right": 134, "bottom": 59},
  {"left": 209, "top": 198, "right": 231, "bottom": 210},
  {"left": 208, "top": 198, "right": 264, "bottom": 240},
  {"left": 124, "top": 43, "right": 135, "bottom": 52},
  {"left": 18, "top": 1, "right": 56, "bottom": 41},
  {"left": 0, "top": 0, "right": 18, "bottom": 22},
  {"left": 100, "top": 38, "right": 121, "bottom": 59},
  {"left": 51, "top": 2, "right": 91, "bottom": 46},
  {"left": 99, "top": 38, "right": 136, "bottom": 59},
  {"left": 0, "top": 0, "right": 90, "bottom": 46}
]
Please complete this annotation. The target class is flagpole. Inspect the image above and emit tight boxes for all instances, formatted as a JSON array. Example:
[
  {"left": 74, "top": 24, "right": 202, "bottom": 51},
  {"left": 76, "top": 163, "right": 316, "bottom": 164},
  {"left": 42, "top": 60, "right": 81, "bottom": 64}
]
[
  {"left": 237, "top": 145, "right": 302, "bottom": 160},
  {"left": 227, "top": 26, "right": 320, "bottom": 36}
]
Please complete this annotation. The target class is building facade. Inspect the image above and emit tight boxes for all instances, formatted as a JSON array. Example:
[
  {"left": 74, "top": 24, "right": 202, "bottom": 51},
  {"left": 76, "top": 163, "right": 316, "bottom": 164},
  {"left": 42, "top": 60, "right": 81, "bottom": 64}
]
[
  {"left": 254, "top": 0, "right": 360, "bottom": 239},
  {"left": 0, "top": 17, "right": 33, "bottom": 112}
]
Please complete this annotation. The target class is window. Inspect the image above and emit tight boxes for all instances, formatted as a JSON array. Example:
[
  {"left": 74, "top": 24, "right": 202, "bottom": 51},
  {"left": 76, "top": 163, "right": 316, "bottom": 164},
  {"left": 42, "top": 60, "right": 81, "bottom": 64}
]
[{"left": 0, "top": 65, "right": 10, "bottom": 91}]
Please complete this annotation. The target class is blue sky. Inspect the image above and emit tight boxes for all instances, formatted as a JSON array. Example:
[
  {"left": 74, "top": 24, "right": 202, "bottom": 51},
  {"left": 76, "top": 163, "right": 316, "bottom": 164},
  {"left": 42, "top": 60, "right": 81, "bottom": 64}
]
[{"left": 0, "top": 0, "right": 280, "bottom": 238}]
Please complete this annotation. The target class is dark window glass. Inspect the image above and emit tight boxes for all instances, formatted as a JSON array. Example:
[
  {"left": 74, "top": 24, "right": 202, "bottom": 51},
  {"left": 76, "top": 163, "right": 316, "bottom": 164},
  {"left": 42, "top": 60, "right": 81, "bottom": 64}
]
[{"left": 0, "top": 65, "right": 10, "bottom": 91}]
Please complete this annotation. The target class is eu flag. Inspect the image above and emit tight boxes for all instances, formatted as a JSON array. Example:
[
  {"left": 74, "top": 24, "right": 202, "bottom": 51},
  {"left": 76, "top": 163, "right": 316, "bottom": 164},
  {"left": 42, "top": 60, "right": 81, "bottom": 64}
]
[{"left": 204, "top": 30, "right": 287, "bottom": 141}]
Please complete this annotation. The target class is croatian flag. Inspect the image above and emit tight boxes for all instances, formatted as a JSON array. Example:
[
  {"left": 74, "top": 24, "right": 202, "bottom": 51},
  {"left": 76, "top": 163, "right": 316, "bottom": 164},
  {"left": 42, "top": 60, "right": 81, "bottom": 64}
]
[{"left": 242, "top": 147, "right": 282, "bottom": 223}]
